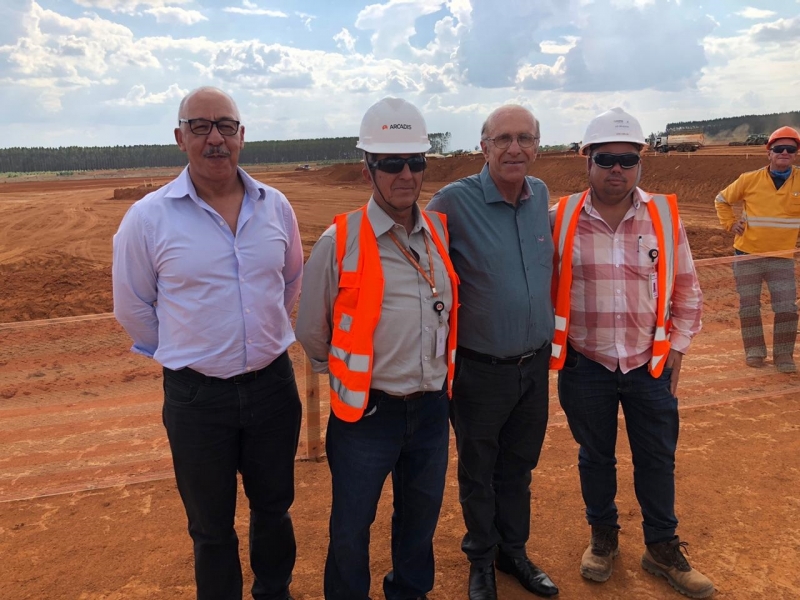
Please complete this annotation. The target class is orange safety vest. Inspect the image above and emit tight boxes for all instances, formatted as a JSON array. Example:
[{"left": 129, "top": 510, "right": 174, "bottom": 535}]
[
  {"left": 550, "top": 189, "right": 680, "bottom": 377},
  {"left": 328, "top": 206, "right": 459, "bottom": 422}
]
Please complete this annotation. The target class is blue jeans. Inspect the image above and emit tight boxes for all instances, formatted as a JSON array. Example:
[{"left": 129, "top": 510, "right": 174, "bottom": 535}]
[
  {"left": 324, "top": 389, "right": 450, "bottom": 600},
  {"left": 162, "top": 351, "right": 302, "bottom": 600},
  {"left": 733, "top": 249, "right": 798, "bottom": 359},
  {"left": 557, "top": 346, "right": 679, "bottom": 545}
]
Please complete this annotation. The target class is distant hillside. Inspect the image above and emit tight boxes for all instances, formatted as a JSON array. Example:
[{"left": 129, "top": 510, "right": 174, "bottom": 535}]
[{"left": 663, "top": 111, "right": 800, "bottom": 143}]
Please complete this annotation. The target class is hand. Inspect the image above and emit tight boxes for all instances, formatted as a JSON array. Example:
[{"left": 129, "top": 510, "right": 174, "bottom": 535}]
[
  {"left": 731, "top": 219, "right": 745, "bottom": 235},
  {"left": 665, "top": 349, "right": 683, "bottom": 397}
]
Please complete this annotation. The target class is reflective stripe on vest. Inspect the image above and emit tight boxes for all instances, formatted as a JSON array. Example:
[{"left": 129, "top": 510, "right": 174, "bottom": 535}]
[
  {"left": 550, "top": 190, "right": 680, "bottom": 378},
  {"left": 327, "top": 206, "right": 459, "bottom": 422}
]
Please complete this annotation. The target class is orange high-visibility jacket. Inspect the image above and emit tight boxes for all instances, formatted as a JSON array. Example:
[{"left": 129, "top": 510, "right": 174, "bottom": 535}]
[
  {"left": 550, "top": 190, "right": 680, "bottom": 377},
  {"left": 328, "top": 206, "right": 459, "bottom": 422}
]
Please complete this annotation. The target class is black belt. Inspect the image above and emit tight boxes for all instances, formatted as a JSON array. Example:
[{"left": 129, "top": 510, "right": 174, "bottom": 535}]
[
  {"left": 370, "top": 389, "right": 426, "bottom": 401},
  {"left": 166, "top": 354, "right": 285, "bottom": 385},
  {"left": 457, "top": 345, "right": 546, "bottom": 366}
]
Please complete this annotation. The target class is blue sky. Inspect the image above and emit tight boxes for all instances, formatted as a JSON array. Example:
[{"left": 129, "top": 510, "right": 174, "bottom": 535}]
[{"left": 1, "top": 0, "right": 798, "bottom": 151}]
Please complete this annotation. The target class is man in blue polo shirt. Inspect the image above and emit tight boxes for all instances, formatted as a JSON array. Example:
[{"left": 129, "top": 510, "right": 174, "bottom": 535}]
[{"left": 427, "top": 104, "right": 557, "bottom": 600}]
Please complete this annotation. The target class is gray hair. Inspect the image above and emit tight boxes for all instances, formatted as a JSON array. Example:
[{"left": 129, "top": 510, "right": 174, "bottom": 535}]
[
  {"left": 480, "top": 104, "right": 540, "bottom": 140},
  {"left": 177, "top": 86, "right": 241, "bottom": 123}
]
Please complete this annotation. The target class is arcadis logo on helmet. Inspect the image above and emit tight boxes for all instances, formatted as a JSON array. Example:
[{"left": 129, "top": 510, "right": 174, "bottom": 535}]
[{"left": 388, "top": 123, "right": 412, "bottom": 130}]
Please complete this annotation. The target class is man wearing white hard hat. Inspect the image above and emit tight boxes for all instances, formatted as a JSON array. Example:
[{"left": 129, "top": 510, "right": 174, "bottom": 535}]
[
  {"left": 296, "top": 97, "right": 458, "bottom": 600},
  {"left": 715, "top": 126, "right": 800, "bottom": 373},
  {"left": 550, "top": 107, "right": 712, "bottom": 598},
  {"left": 428, "top": 104, "right": 558, "bottom": 600}
]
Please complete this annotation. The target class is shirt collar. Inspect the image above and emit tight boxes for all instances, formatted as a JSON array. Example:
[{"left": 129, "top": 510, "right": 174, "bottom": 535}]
[
  {"left": 366, "top": 197, "right": 429, "bottom": 238},
  {"left": 165, "top": 166, "right": 267, "bottom": 204},
  {"left": 479, "top": 163, "right": 532, "bottom": 204},
  {"left": 584, "top": 186, "right": 649, "bottom": 214}
]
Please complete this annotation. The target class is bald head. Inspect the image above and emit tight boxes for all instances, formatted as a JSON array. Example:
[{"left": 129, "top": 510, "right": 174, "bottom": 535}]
[
  {"left": 178, "top": 86, "right": 241, "bottom": 123},
  {"left": 481, "top": 104, "right": 539, "bottom": 140}
]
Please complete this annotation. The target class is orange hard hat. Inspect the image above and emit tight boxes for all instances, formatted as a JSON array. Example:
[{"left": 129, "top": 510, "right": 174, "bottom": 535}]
[{"left": 767, "top": 126, "right": 800, "bottom": 149}]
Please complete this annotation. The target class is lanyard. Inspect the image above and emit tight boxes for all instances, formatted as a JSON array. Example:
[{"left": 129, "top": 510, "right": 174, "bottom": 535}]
[{"left": 387, "top": 229, "right": 438, "bottom": 297}]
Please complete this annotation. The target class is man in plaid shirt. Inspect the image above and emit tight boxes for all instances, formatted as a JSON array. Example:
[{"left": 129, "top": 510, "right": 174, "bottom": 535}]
[{"left": 549, "top": 108, "right": 712, "bottom": 599}]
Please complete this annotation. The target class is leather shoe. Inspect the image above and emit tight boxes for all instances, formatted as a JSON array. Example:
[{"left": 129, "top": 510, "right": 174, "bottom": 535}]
[
  {"left": 495, "top": 552, "right": 559, "bottom": 597},
  {"left": 468, "top": 563, "right": 497, "bottom": 600}
]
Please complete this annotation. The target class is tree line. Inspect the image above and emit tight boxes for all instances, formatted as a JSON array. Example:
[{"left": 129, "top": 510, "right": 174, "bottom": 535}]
[
  {"left": 663, "top": 111, "right": 800, "bottom": 137},
  {"left": 0, "top": 133, "right": 452, "bottom": 174}
]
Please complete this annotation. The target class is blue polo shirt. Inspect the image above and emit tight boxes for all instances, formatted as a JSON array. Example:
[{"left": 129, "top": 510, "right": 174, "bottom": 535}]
[{"left": 426, "top": 163, "right": 554, "bottom": 357}]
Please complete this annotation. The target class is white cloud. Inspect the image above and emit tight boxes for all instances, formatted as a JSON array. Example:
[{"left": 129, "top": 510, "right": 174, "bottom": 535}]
[
  {"left": 517, "top": 56, "right": 566, "bottom": 90},
  {"left": 72, "top": 0, "right": 191, "bottom": 15},
  {"left": 296, "top": 11, "right": 315, "bottom": 31},
  {"left": 222, "top": 2, "right": 288, "bottom": 18},
  {"left": 736, "top": 7, "right": 777, "bottom": 19},
  {"left": 144, "top": 7, "right": 207, "bottom": 25},
  {"left": 750, "top": 16, "right": 800, "bottom": 43},
  {"left": 355, "top": 0, "right": 447, "bottom": 58},
  {"left": 108, "top": 82, "right": 186, "bottom": 106},
  {"left": 333, "top": 27, "right": 356, "bottom": 53},
  {"left": 540, "top": 36, "right": 578, "bottom": 54}
]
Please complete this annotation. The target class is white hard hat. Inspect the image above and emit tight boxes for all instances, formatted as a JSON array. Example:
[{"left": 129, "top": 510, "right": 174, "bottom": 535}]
[
  {"left": 579, "top": 107, "right": 646, "bottom": 155},
  {"left": 356, "top": 97, "right": 431, "bottom": 154}
]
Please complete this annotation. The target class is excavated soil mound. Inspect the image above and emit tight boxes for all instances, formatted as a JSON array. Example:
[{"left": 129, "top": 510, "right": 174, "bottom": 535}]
[{"left": 112, "top": 184, "right": 163, "bottom": 201}]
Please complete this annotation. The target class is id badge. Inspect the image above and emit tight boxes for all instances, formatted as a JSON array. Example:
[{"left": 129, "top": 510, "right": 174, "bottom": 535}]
[
  {"left": 650, "top": 272, "right": 658, "bottom": 300},
  {"left": 435, "top": 325, "right": 446, "bottom": 358}
]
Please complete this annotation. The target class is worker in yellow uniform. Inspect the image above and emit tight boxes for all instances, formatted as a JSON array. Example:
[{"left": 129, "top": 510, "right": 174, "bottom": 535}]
[
  {"left": 296, "top": 97, "right": 458, "bottom": 600},
  {"left": 715, "top": 126, "right": 800, "bottom": 373}
]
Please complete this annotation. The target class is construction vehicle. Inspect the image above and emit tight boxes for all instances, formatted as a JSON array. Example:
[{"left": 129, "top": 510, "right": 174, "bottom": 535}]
[
  {"left": 745, "top": 133, "right": 768, "bottom": 145},
  {"left": 651, "top": 131, "right": 704, "bottom": 153},
  {"left": 567, "top": 142, "right": 580, "bottom": 153}
]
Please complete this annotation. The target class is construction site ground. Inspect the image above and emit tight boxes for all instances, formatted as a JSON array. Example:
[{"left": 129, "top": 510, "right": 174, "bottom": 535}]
[{"left": 1, "top": 149, "right": 799, "bottom": 599}]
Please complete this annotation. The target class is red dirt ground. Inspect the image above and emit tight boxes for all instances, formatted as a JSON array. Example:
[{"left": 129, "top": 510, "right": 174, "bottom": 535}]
[{"left": 1, "top": 154, "right": 799, "bottom": 599}]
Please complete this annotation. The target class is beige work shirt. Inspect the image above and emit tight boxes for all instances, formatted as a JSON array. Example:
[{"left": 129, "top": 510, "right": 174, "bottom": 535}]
[{"left": 295, "top": 198, "right": 453, "bottom": 396}]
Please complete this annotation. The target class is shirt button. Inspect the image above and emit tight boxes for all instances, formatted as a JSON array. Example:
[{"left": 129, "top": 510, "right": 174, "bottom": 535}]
[
  {"left": 423, "top": 384, "right": 429, "bottom": 389},
  {"left": 247, "top": 339, "right": 252, "bottom": 344},
  {"left": 246, "top": 367, "right": 252, "bottom": 372},
  {"left": 245, "top": 308, "right": 251, "bottom": 314},
  {"left": 616, "top": 289, "right": 621, "bottom": 294},
  {"left": 424, "top": 355, "right": 430, "bottom": 361},
  {"left": 219, "top": 220, "right": 225, "bottom": 226},
  {"left": 616, "top": 315, "right": 621, "bottom": 320},
  {"left": 240, "top": 278, "right": 245, "bottom": 283},
  {"left": 425, "top": 326, "right": 431, "bottom": 332}
]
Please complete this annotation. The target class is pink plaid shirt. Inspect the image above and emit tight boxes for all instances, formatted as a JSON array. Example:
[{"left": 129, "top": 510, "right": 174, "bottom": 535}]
[{"left": 551, "top": 188, "right": 703, "bottom": 374}]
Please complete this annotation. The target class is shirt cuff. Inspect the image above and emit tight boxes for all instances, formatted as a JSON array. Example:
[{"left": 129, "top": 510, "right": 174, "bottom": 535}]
[{"left": 669, "top": 332, "right": 692, "bottom": 355}]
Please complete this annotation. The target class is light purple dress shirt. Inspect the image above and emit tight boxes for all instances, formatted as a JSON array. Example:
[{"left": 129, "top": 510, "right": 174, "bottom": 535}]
[{"left": 112, "top": 166, "right": 303, "bottom": 378}]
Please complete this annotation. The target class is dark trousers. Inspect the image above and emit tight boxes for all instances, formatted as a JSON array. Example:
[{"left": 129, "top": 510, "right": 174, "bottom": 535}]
[
  {"left": 450, "top": 348, "right": 550, "bottom": 567},
  {"left": 324, "top": 389, "right": 450, "bottom": 600},
  {"left": 558, "top": 346, "right": 679, "bottom": 545},
  {"left": 733, "top": 250, "right": 798, "bottom": 359},
  {"left": 162, "top": 351, "right": 302, "bottom": 600}
]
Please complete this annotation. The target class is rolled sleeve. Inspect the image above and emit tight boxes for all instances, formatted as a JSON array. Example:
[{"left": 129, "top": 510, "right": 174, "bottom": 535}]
[{"left": 669, "top": 220, "right": 703, "bottom": 354}]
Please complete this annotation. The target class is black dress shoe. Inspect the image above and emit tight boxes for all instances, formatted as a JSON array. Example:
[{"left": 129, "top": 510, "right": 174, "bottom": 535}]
[
  {"left": 468, "top": 563, "right": 497, "bottom": 600},
  {"left": 495, "top": 553, "right": 559, "bottom": 597}
]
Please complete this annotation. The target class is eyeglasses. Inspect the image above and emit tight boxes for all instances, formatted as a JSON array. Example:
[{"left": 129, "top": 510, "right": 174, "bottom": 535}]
[
  {"left": 591, "top": 152, "right": 641, "bottom": 169},
  {"left": 483, "top": 134, "right": 539, "bottom": 149},
  {"left": 771, "top": 145, "right": 798, "bottom": 155},
  {"left": 179, "top": 118, "right": 241, "bottom": 136},
  {"left": 367, "top": 155, "right": 427, "bottom": 174}
]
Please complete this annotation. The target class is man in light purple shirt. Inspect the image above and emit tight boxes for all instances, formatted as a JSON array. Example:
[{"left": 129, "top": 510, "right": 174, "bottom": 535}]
[{"left": 113, "top": 86, "right": 303, "bottom": 600}]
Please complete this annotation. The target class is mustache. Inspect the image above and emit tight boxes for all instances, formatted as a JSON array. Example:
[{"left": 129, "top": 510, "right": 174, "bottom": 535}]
[{"left": 203, "top": 145, "right": 231, "bottom": 158}]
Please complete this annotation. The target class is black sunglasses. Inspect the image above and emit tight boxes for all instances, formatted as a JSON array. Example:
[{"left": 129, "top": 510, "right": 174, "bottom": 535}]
[
  {"left": 368, "top": 155, "right": 427, "bottom": 174},
  {"left": 591, "top": 152, "right": 641, "bottom": 169},
  {"left": 771, "top": 145, "right": 798, "bottom": 155}
]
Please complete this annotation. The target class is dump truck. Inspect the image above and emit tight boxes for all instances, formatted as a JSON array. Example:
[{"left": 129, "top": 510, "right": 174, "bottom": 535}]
[{"left": 651, "top": 132, "right": 704, "bottom": 153}]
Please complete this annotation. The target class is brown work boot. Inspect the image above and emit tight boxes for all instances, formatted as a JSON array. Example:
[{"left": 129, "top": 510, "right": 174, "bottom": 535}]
[
  {"left": 745, "top": 356, "right": 765, "bottom": 368},
  {"left": 774, "top": 355, "right": 797, "bottom": 373},
  {"left": 641, "top": 536, "right": 714, "bottom": 598},
  {"left": 580, "top": 525, "right": 619, "bottom": 582}
]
